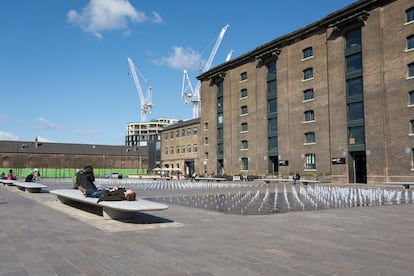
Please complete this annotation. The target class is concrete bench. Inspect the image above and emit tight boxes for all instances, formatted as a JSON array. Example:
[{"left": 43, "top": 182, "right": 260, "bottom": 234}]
[
  {"left": 0, "top": 180, "right": 17, "bottom": 186},
  {"left": 14, "top": 181, "right": 48, "bottom": 193},
  {"left": 259, "top": 178, "right": 294, "bottom": 183},
  {"left": 299, "top": 179, "right": 321, "bottom": 185},
  {"left": 383, "top": 182, "right": 414, "bottom": 189},
  {"left": 196, "top": 177, "right": 227, "bottom": 182},
  {"left": 258, "top": 179, "right": 320, "bottom": 185},
  {"left": 50, "top": 189, "right": 168, "bottom": 219}
]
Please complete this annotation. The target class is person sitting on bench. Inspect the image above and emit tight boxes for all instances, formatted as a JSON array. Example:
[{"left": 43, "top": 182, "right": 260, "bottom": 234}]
[{"left": 77, "top": 165, "right": 136, "bottom": 201}]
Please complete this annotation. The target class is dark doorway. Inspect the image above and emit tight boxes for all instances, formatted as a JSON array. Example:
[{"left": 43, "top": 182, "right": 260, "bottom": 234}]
[
  {"left": 349, "top": 151, "right": 367, "bottom": 183},
  {"left": 268, "top": 156, "right": 278, "bottom": 175},
  {"left": 217, "top": 159, "right": 224, "bottom": 176},
  {"left": 184, "top": 160, "right": 194, "bottom": 178}
]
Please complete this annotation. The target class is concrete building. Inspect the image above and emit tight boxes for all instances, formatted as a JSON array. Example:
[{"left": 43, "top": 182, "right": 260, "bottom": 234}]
[
  {"left": 125, "top": 118, "right": 180, "bottom": 169},
  {"left": 160, "top": 118, "right": 200, "bottom": 178},
  {"left": 197, "top": 0, "right": 414, "bottom": 184}
]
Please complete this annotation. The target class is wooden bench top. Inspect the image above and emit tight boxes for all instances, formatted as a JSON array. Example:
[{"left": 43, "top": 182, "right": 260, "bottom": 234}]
[
  {"left": 14, "top": 181, "right": 48, "bottom": 193},
  {"left": 50, "top": 189, "right": 168, "bottom": 219}
]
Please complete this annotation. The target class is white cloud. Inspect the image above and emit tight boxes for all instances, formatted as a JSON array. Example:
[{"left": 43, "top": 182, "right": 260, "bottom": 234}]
[
  {"left": 37, "top": 117, "right": 61, "bottom": 130},
  {"left": 151, "top": 12, "right": 163, "bottom": 23},
  {"left": 155, "top": 46, "right": 204, "bottom": 70},
  {"left": 36, "top": 136, "right": 53, "bottom": 142},
  {"left": 67, "top": 0, "right": 162, "bottom": 38},
  {"left": 0, "top": 130, "right": 19, "bottom": 141}
]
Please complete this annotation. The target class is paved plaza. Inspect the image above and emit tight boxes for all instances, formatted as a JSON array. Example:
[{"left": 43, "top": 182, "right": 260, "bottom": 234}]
[{"left": 1, "top": 181, "right": 413, "bottom": 275}]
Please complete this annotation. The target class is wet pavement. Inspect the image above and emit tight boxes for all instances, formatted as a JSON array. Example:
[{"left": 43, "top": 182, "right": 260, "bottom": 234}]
[{"left": 1, "top": 180, "right": 413, "bottom": 275}]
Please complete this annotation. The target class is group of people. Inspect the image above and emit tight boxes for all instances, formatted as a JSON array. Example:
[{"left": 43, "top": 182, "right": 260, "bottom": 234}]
[
  {"left": 0, "top": 169, "right": 17, "bottom": 180},
  {"left": 74, "top": 165, "right": 136, "bottom": 201},
  {"left": 0, "top": 169, "right": 41, "bottom": 182}
]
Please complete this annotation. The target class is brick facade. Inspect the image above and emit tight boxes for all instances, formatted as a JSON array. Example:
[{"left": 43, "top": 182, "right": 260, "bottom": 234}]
[{"left": 197, "top": 0, "right": 414, "bottom": 183}]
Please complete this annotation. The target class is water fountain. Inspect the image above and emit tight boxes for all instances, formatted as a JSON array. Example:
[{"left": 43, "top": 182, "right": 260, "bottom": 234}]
[{"left": 95, "top": 179, "right": 414, "bottom": 215}]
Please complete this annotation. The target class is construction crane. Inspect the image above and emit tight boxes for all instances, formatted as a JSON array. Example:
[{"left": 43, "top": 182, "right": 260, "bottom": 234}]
[
  {"left": 182, "top": 24, "right": 229, "bottom": 118},
  {"left": 225, "top": 49, "right": 234, "bottom": 62},
  {"left": 127, "top": 57, "right": 153, "bottom": 122}
]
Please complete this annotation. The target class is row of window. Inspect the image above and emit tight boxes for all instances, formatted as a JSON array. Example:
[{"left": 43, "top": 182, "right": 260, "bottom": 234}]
[
  {"left": 164, "top": 127, "right": 198, "bottom": 140},
  {"left": 206, "top": 7, "right": 414, "bottom": 171},
  {"left": 405, "top": 7, "right": 414, "bottom": 159},
  {"left": 238, "top": 153, "right": 317, "bottom": 171},
  {"left": 164, "top": 144, "right": 198, "bottom": 155}
]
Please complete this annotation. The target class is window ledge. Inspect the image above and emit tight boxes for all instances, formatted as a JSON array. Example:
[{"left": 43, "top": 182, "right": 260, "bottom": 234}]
[
  {"left": 304, "top": 142, "right": 316, "bottom": 145},
  {"left": 304, "top": 169, "right": 317, "bottom": 172},
  {"left": 302, "top": 99, "right": 315, "bottom": 103},
  {"left": 301, "top": 56, "right": 313, "bottom": 62},
  {"left": 240, "top": 114, "right": 248, "bottom": 117},
  {"left": 240, "top": 148, "right": 248, "bottom": 151},
  {"left": 240, "top": 131, "right": 248, "bottom": 134},
  {"left": 407, "top": 76, "right": 414, "bottom": 80},
  {"left": 240, "top": 96, "right": 248, "bottom": 100},
  {"left": 409, "top": 133, "right": 414, "bottom": 137},
  {"left": 405, "top": 48, "right": 414, "bottom": 53},
  {"left": 302, "top": 77, "right": 314, "bottom": 82},
  {"left": 303, "top": 120, "right": 315, "bottom": 124}
]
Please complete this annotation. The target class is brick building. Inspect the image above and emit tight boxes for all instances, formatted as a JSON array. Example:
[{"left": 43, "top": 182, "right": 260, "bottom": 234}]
[
  {"left": 0, "top": 138, "right": 148, "bottom": 177},
  {"left": 197, "top": 0, "right": 414, "bottom": 183},
  {"left": 160, "top": 118, "right": 200, "bottom": 177}
]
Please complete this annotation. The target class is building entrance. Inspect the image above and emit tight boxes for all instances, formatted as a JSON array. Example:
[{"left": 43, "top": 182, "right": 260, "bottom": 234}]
[
  {"left": 268, "top": 156, "right": 278, "bottom": 175},
  {"left": 349, "top": 151, "right": 367, "bottom": 183},
  {"left": 184, "top": 160, "right": 194, "bottom": 178}
]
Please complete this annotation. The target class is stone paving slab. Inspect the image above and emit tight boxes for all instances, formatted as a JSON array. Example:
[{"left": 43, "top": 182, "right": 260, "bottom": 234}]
[{"left": 1, "top": 184, "right": 414, "bottom": 275}]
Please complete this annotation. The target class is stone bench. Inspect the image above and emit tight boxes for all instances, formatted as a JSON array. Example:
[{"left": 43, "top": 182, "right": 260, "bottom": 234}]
[
  {"left": 50, "top": 189, "right": 168, "bottom": 220},
  {"left": 196, "top": 177, "right": 227, "bottom": 182},
  {"left": 259, "top": 178, "right": 293, "bottom": 183},
  {"left": 299, "top": 179, "right": 321, "bottom": 185},
  {"left": 0, "top": 180, "right": 17, "bottom": 186},
  {"left": 258, "top": 178, "right": 320, "bottom": 185},
  {"left": 383, "top": 182, "right": 414, "bottom": 189},
  {"left": 14, "top": 181, "right": 48, "bottom": 193}
]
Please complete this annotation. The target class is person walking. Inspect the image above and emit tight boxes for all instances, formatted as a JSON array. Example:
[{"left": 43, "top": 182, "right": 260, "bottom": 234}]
[{"left": 293, "top": 171, "right": 300, "bottom": 185}]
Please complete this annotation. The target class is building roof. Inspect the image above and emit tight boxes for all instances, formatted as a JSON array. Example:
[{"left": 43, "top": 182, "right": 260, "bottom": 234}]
[
  {"left": 161, "top": 118, "right": 201, "bottom": 131},
  {"left": 198, "top": 0, "right": 395, "bottom": 81},
  {"left": 0, "top": 140, "right": 146, "bottom": 156}
]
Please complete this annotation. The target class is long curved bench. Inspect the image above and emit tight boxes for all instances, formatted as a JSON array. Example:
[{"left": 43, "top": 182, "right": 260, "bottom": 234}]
[
  {"left": 0, "top": 180, "right": 17, "bottom": 186},
  {"left": 14, "top": 181, "right": 48, "bottom": 193},
  {"left": 50, "top": 189, "right": 168, "bottom": 219}
]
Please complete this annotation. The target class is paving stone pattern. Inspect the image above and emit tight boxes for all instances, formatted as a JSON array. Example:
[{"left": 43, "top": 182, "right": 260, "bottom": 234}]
[{"left": 1, "top": 183, "right": 414, "bottom": 275}]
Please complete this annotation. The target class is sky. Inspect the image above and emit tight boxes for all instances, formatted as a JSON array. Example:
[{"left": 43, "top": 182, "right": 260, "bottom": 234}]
[{"left": 0, "top": 0, "right": 357, "bottom": 146}]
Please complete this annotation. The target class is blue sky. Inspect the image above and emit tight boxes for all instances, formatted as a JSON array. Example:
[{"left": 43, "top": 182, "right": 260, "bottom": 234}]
[{"left": 0, "top": 0, "right": 356, "bottom": 145}]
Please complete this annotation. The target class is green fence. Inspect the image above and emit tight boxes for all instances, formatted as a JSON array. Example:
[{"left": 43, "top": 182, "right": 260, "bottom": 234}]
[{"left": 1, "top": 168, "right": 147, "bottom": 180}]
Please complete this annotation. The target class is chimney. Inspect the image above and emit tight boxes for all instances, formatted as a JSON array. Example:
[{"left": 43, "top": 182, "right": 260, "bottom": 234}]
[{"left": 34, "top": 136, "right": 39, "bottom": 148}]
